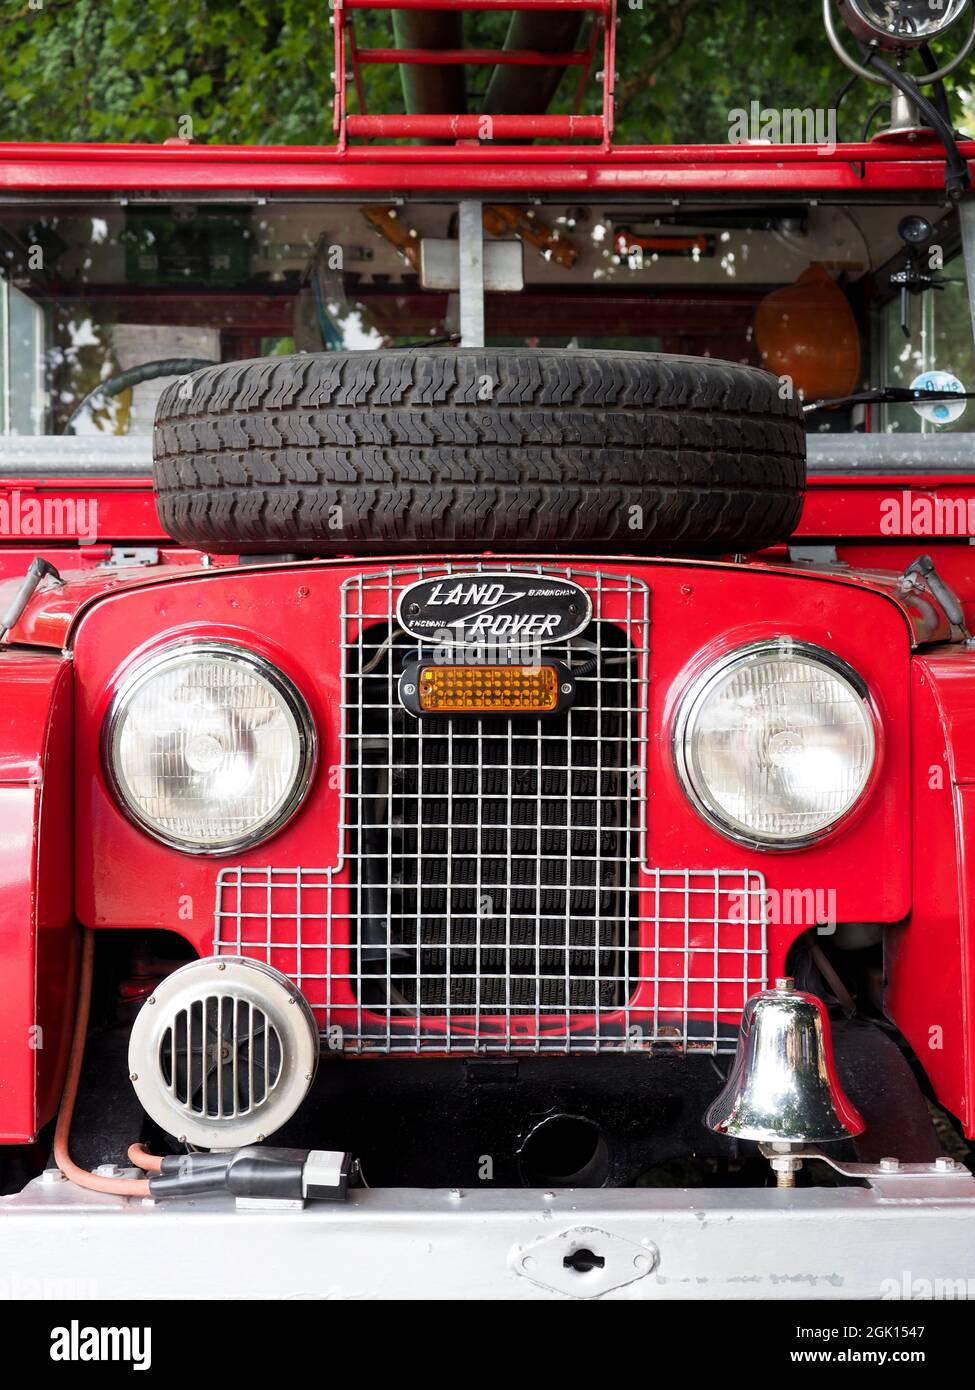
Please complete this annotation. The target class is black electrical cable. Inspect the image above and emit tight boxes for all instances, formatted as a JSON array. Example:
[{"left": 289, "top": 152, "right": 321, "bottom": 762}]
[
  {"left": 918, "top": 43, "right": 955, "bottom": 131},
  {"left": 862, "top": 100, "right": 890, "bottom": 142},
  {"left": 865, "top": 49, "right": 970, "bottom": 201},
  {"left": 832, "top": 68, "right": 862, "bottom": 116}
]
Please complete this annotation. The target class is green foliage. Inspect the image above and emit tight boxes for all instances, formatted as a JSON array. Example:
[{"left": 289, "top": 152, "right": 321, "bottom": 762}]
[
  {"left": 0, "top": 0, "right": 970, "bottom": 146},
  {"left": 0, "top": 0, "right": 333, "bottom": 144}
]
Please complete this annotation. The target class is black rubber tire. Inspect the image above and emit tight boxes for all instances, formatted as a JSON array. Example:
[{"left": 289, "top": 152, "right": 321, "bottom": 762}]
[{"left": 152, "top": 348, "right": 805, "bottom": 555}]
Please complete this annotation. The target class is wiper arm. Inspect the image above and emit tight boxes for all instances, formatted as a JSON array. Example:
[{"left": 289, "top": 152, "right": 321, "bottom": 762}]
[{"left": 804, "top": 387, "right": 975, "bottom": 414}]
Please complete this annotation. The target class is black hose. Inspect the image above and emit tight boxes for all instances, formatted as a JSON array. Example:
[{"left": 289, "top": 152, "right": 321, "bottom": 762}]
[
  {"left": 918, "top": 43, "right": 954, "bottom": 131},
  {"left": 64, "top": 357, "right": 216, "bottom": 434},
  {"left": 865, "top": 50, "right": 970, "bottom": 201}
]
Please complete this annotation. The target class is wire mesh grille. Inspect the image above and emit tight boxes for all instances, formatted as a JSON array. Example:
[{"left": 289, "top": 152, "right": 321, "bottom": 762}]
[{"left": 214, "top": 563, "right": 768, "bottom": 1055}]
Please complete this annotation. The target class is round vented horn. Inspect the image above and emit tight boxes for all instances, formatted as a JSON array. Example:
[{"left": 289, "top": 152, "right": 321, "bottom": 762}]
[{"left": 128, "top": 957, "right": 319, "bottom": 1149}]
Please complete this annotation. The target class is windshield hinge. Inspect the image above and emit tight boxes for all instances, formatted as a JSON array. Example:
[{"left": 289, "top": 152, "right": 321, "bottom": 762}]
[{"left": 899, "top": 553, "right": 971, "bottom": 641}]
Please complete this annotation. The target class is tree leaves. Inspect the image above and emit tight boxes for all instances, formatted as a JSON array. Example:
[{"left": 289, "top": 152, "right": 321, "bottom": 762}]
[{"left": 0, "top": 0, "right": 968, "bottom": 147}]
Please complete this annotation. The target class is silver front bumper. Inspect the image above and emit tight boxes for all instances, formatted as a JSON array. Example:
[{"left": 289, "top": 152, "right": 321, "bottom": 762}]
[{"left": 3, "top": 1169, "right": 975, "bottom": 1300}]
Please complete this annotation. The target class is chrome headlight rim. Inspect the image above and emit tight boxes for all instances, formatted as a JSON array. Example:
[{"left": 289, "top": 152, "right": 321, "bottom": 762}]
[
  {"left": 840, "top": 0, "right": 969, "bottom": 49},
  {"left": 672, "top": 638, "right": 877, "bottom": 852},
  {"left": 103, "top": 639, "right": 317, "bottom": 856}
]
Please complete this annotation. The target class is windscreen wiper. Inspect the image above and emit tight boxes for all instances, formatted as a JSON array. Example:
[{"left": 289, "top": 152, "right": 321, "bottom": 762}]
[{"left": 803, "top": 386, "right": 975, "bottom": 414}]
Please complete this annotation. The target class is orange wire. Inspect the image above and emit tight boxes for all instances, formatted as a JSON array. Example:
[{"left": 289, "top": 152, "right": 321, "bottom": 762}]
[
  {"left": 127, "top": 1143, "right": 163, "bottom": 1173},
  {"left": 53, "top": 929, "right": 151, "bottom": 1198}
]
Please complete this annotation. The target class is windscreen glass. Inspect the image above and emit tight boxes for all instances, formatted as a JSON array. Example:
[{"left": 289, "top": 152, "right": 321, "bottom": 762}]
[{"left": 0, "top": 197, "right": 970, "bottom": 437}]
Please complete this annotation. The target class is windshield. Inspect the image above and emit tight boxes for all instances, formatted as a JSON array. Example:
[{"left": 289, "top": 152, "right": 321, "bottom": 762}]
[{"left": 1, "top": 196, "right": 972, "bottom": 438}]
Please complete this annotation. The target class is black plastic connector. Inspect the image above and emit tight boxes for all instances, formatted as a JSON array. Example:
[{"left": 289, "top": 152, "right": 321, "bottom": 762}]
[{"left": 148, "top": 1147, "right": 352, "bottom": 1203}]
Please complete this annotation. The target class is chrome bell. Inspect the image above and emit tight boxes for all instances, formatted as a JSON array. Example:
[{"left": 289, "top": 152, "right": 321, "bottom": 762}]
[{"left": 705, "top": 977, "right": 864, "bottom": 1145}]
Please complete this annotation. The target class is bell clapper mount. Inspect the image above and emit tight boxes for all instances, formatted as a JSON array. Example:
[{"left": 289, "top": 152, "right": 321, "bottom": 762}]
[{"left": 767, "top": 1140, "right": 804, "bottom": 1189}]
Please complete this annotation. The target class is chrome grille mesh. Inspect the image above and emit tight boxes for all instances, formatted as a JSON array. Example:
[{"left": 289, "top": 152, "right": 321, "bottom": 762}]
[{"left": 214, "top": 562, "right": 768, "bottom": 1055}]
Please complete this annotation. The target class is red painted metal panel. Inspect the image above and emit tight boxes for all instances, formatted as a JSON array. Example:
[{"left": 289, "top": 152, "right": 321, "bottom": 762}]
[
  {"left": 346, "top": 113, "right": 604, "bottom": 138},
  {"left": 1, "top": 560, "right": 238, "bottom": 650},
  {"left": 0, "top": 138, "right": 963, "bottom": 164},
  {"left": 0, "top": 478, "right": 167, "bottom": 552},
  {"left": 0, "top": 141, "right": 969, "bottom": 193},
  {"left": 7, "top": 472, "right": 975, "bottom": 582},
  {"left": 0, "top": 547, "right": 211, "bottom": 589},
  {"left": 69, "top": 559, "right": 912, "bottom": 970},
  {"left": 357, "top": 47, "right": 592, "bottom": 64},
  {"left": 0, "top": 653, "right": 74, "bottom": 1144},
  {"left": 342, "top": 0, "right": 610, "bottom": 9},
  {"left": 0, "top": 785, "right": 41, "bottom": 1142},
  {"left": 798, "top": 476, "right": 975, "bottom": 539},
  {"left": 1, "top": 548, "right": 941, "bottom": 648},
  {"left": 886, "top": 654, "right": 975, "bottom": 1137},
  {"left": 33, "top": 664, "right": 77, "bottom": 1132}
]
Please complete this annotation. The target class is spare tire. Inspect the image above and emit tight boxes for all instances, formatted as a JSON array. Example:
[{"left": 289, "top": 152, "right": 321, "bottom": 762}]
[{"left": 153, "top": 348, "right": 805, "bottom": 555}]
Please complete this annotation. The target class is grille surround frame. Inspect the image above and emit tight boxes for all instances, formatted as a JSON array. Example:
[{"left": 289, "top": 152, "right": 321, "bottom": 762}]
[{"left": 214, "top": 562, "right": 768, "bottom": 1056}]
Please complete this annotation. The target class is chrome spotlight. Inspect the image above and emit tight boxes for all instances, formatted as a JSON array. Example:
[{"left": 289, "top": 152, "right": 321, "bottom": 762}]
[
  {"left": 838, "top": 0, "right": 969, "bottom": 50},
  {"left": 824, "top": 0, "right": 975, "bottom": 136},
  {"left": 705, "top": 978, "right": 864, "bottom": 1146}
]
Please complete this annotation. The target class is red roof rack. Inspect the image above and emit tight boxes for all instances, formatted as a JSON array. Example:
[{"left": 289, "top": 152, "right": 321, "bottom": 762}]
[{"left": 332, "top": 0, "right": 616, "bottom": 150}]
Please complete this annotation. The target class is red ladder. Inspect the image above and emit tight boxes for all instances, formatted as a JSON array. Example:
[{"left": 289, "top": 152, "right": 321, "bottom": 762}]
[{"left": 332, "top": 0, "right": 616, "bottom": 149}]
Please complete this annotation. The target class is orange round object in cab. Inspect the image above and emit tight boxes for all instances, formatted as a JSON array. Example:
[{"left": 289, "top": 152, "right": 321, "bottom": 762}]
[{"left": 754, "top": 263, "right": 861, "bottom": 403}]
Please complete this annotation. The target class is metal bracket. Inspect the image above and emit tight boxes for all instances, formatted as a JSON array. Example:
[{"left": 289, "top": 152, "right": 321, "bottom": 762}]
[
  {"left": 509, "top": 1224, "right": 659, "bottom": 1299},
  {"left": 760, "top": 1144, "right": 975, "bottom": 1198},
  {"left": 234, "top": 1197, "right": 305, "bottom": 1212},
  {"left": 898, "top": 553, "right": 970, "bottom": 639},
  {"left": 0, "top": 556, "right": 63, "bottom": 642},
  {"left": 100, "top": 547, "right": 160, "bottom": 569},
  {"left": 788, "top": 544, "right": 840, "bottom": 565},
  {"left": 458, "top": 199, "right": 485, "bottom": 349}
]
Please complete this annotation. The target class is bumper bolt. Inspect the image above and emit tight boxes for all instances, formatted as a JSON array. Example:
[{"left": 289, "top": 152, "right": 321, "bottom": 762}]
[
  {"left": 768, "top": 1140, "right": 803, "bottom": 1188},
  {"left": 769, "top": 1154, "right": 803, "bottom": 1188}
]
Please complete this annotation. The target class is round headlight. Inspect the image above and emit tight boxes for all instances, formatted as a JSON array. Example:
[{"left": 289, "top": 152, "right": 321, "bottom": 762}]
[
  {"left": 839, "top": 0, "right": 969, "bottom": 48},
  {"left": 673, "top": 641, "right": 876, "bottom": 848},
  {"left": 105, "top": 643, "right": 315, "bottom": 854}
]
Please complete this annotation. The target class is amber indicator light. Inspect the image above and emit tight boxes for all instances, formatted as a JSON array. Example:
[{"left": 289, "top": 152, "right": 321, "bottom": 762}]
[{"left": 417, "top": 664, "right": 561, "bottom": 715}]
